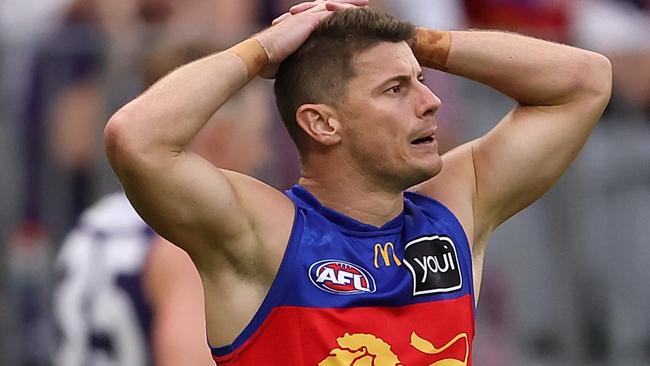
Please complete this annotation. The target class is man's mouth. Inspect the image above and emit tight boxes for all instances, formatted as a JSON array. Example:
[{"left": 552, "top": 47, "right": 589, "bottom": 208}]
[{"left": 411, "top": 135, "right": 435, "bottom": 145}]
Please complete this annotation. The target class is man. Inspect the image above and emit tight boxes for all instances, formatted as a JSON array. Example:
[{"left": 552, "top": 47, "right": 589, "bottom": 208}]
[
  {"left": 104, "top": 1, "right": 612, "bottom": 364},
  {"left": 54, "top": 42, "right": 271, "bottom": 366}
]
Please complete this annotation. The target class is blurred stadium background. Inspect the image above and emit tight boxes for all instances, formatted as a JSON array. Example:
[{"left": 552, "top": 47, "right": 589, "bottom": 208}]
[{"left": 0, "top": 0, "right": 648, "bottom": 365}]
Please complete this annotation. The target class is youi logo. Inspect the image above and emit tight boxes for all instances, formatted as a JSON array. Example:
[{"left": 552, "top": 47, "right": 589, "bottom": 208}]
[{"left": 309, "top": 260, "right": 376, "bottom": 295}]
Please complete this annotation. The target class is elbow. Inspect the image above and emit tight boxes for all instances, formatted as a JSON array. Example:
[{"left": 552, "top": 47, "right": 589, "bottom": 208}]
[
  {"left": 104, "top": 110, "right": 125, "bottom": 169},
  {"left": 105, "top": 104, "right": 180, "bottom": 181},
  {"left": 104, "top": 106, "right": 143, "bottom": 175},
  {"left": 575, "top": 51, "right": 613, "bottom": 106}
]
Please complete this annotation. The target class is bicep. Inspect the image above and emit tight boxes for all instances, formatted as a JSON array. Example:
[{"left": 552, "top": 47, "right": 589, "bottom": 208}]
[
  {"left": 474, "top": 99, "right": 603, "bottom": 231},
  {"left": 119, "top": 150, "right": 253, "bottom": 253}
]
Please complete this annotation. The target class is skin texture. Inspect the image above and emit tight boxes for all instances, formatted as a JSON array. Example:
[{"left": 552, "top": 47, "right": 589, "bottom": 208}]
[
  {"left": 143, "top": 78, "right": 272, "bottom": 355},
  {"left": 104, "top": 1, "right": 611, "bottom": 349}
]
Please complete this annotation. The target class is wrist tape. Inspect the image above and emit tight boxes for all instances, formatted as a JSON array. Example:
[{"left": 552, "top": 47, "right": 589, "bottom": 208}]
[
  {"left": 227, "top": 38, "right": 269, "bottom": 79},
  {"left": 413, "top": 29, "right": 452, "bottom": 70}
]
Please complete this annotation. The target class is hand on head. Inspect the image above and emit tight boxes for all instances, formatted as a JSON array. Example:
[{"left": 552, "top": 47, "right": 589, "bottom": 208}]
[
  {"left": 256, "top": 0, "right": 369, "bottom": 78},
  {"left": 274, "top": 0, "right": 370, "bottom": 24}
]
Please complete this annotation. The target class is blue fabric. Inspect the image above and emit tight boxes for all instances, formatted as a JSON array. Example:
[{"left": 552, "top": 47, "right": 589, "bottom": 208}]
[{"left": 212, "top": 184, "right": 475, "bottom": 356}]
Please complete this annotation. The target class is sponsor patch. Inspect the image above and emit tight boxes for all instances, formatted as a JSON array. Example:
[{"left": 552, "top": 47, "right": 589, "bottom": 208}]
[
  {"left": 403, "top": 235, "right": 462, "bottom": 296},
  {"left": 309, "top": 259, "right": 376, "bottom": 295},
  {"left": 373, "top": 242, "right": 402, "bottom": 268}
]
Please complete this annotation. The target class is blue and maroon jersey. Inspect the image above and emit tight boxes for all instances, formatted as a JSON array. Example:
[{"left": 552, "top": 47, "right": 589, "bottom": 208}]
[{"left": 211, "top": 185, "right": 475, "bottom": 365}]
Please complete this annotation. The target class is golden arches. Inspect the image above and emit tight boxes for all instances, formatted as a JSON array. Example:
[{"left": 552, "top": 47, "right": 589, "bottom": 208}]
[{"left": 373, "top": 242, "right": 402, "bottom": 268}]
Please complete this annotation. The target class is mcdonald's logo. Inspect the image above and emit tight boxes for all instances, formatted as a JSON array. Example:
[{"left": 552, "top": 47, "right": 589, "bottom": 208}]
[{"left": 373, "top": 242, "right": 402, "bottom": 268}]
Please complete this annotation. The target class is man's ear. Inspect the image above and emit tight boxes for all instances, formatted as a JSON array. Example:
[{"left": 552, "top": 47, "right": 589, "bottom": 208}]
[{"left": 295, "top": 104, "right": 342, "bottom": 146}]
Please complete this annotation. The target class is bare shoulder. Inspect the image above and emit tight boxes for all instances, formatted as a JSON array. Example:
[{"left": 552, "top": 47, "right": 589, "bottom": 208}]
[
  {"left": 221, "top": 170, "right": 295, "bottom": 227},
  {"left": 223, "top": 170, "right": 293, "bottom": 207},
  {"left": 411, "top": 142, "right": 477, "bottom": 245},
  {"left": 221, "top": 170, "right": 296, "bottom": 267}
]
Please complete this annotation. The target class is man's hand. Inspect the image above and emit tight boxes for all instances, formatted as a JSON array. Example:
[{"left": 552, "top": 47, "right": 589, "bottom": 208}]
[{"left": 257, "top": 0, "right": 368, "bottom": 78}]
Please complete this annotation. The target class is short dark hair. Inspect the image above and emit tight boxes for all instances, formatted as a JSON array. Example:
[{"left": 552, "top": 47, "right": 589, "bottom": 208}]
[{"left": 274, "top": 8, "right": 416, "bottom": 154}]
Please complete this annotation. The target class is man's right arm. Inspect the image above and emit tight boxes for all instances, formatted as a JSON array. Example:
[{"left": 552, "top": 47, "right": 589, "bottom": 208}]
[
  {"left": 104, "top": 1, "right": 365, "bottom": 257},
  {"left": 104, "top": 42, "right": 269, "bottom": 255}
]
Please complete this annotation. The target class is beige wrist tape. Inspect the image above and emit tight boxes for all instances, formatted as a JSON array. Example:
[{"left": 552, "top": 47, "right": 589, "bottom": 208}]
[
  {"left": 413, "top": 28, "right": 452, "bottom": 70},
  {"left": 227, "top": 38, "right": 269, "bottom": 78}
]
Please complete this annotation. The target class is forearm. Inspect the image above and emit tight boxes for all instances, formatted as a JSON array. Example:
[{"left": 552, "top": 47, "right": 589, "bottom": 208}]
[
  {"left": 414, "top": 29, "right": 611, "bottom": 106},
  {"left": 105, "top": 38, "right": 268, "bottom": 163}
]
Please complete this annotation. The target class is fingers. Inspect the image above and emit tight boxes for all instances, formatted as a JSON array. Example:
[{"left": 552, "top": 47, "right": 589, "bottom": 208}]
[
  {"left": 334, "top": 0, "right": 369, "bottom": 5},
  {"left": 272, "top": 12, "right": 291, "bottom": 25},
  {"left": 289, "top": 1, "right": 320, "bottom": 14},
  {"left": 324, "top": 1, "right": 357, "bottom": 11},
  {"left": 289, "top": 0, "right": 368, "bottom": 15},
  {"left": 275, "top": 3, "right": 324, "bottom": 25},
  {"left": 312, "top": 9, "right": 336, "bottom": 21},
  {"left": 275, "top": 0, "right": 367, "bottom": 26}
]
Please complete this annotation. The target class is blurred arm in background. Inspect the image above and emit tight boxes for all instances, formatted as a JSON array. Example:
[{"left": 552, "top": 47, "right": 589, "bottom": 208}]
[{"left": 145, "top": 238, "right": 213, "bottom": 366}]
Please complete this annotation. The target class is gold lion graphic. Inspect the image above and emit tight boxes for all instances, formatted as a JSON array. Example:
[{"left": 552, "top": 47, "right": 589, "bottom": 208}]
[
  {"left": 319, "top": 332, "right": 468, "bottom": 366},
  {"left": 319, "top": 333, "right": 403, "bottom": 366}
]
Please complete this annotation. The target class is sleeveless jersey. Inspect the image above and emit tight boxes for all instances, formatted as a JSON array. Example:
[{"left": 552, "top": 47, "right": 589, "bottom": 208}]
[
  {"left": 211, "top": 185, "right": 476, "bottom": 365},
  {"left": 53, "top": 192, "right": 155, "bottom": 366}
]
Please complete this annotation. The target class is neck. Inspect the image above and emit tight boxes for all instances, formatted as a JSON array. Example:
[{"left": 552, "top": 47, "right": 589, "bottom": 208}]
[{"left": 299, "top": 160, "right": 404, "bottom": 227}]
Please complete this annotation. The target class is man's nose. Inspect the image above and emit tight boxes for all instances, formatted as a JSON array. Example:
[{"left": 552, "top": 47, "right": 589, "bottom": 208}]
[{"left": 416, "top": 82, "right": 441, "bottom": 118}]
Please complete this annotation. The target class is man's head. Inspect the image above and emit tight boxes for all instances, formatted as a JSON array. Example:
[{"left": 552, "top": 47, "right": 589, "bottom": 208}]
[
  {"left": 274, "top": 7, "right": 415, "bottom": 155},
  {"left": 274, "top": 8, "right": 442, "bottom": 191}
]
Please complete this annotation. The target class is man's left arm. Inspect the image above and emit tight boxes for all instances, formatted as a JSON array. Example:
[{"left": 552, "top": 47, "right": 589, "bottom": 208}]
[{"left": 414, "top": 29, "right": 612, "bottom": 244}]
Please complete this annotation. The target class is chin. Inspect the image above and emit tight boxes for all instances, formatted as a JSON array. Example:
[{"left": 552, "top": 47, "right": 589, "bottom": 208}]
[
  {"left": 421, "top": 154, "right": 443, "bottom": 176},
  {"left": 430, "top": 157, "right": 444, "bottom": 176},
  {"left": 397, "top": 163, "right": 442, "bottom": 191},
  {"left": 417, "top": 166, "right": 441, "bottom": 184},
  {"left": 416, "top": 157, "right": 443, "bottom": 183},
  {"left": 367, "top": 154, "right": 443, "bottom": 191}
]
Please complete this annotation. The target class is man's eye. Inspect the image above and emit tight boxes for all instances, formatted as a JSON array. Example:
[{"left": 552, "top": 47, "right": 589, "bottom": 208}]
[{"left": 388, "top": 85, "right": 401, "bottom": 93}]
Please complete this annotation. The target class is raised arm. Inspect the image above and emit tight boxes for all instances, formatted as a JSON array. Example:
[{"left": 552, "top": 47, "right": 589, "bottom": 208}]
[
  {"left": 413, "top": 29, "right": 612, "bottom": 246},
  {"left": 104, "top": 1, "right": 365, "bottom": 256},
  {"left": 105, "top": 38, "right": 267, "bottom": 252}
]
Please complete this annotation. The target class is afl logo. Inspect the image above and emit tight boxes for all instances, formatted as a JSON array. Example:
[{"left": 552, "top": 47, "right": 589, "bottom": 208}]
[{"left": 309, "top": 260, "right": 376, "bottom": 295}]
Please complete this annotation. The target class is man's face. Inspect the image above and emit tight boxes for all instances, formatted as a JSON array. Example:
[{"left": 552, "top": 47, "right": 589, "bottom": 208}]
[{"left": 335, "top": 41, "right": 442, "bottom": 190}]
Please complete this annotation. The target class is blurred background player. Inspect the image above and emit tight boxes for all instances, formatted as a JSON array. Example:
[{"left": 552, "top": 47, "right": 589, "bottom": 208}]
[{"left": 52, "top": 41, "right": 272, "bottom": 366}]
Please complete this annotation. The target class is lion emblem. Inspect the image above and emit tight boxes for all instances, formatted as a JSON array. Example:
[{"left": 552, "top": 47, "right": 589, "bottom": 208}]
[
  {"left": 319, "top": 332, "right": 468, "bottom": 366},
  {"left": 319, "top": 333, "right": 403, "bottom": 366}
]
